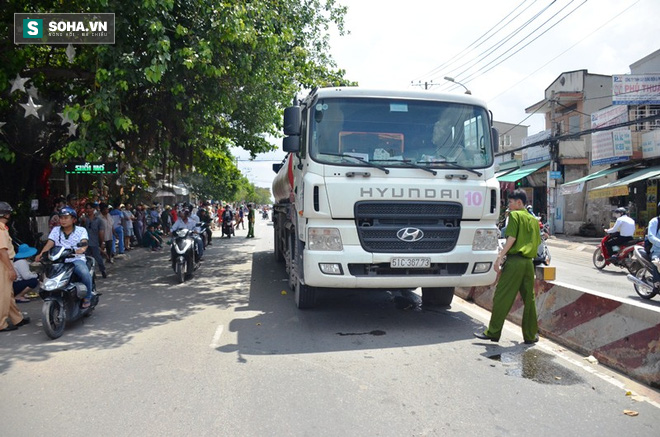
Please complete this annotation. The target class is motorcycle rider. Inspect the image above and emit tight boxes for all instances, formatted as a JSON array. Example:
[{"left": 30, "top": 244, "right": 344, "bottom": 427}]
[
  {"left": 197, "top": 204, "right": 213, "bottom": 246},
  {"left": 604, "top": 207, "right": 635, "bottom": 260},
  {"left": 221, "top": 204, "right": 234, "bottom": 236},
  {"left": 171, "top": 209, "right": 204, "bottom": 259},
  {"left": 36, "top": 207, "right": 94, "bottom": 308},
  {"left": 646, "top": 202, "right": 660, "bottom": 284}
]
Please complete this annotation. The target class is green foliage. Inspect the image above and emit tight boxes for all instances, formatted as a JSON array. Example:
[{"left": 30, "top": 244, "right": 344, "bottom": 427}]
[{"left": 0, "top": 0, "right": 352, "bottom": 194}]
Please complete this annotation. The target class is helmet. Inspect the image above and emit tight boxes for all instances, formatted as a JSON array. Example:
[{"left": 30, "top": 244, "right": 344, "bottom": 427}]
[
  {"left": 59, "top": 206, "right": 78, "bottom": 219},
  {"left": 614, "top": 207, "right": 627, "bottom": 215},
  {"left": 0, "top": 201, "right": 13, "bottom": 216}
]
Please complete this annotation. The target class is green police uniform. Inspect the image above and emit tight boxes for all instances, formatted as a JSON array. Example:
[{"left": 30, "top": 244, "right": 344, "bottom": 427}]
[{"left": 484, "top": 210, "right": 542, "bottom": 342}]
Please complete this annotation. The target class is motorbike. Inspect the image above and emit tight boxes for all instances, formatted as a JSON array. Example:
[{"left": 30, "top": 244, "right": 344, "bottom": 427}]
[
  {"left": 262, "top": 210, "right": 268, "bottom": 220},
  {"left": 592, "top": 233, "right": 642, "bottom": 274},
  {"left": 626, "top": 246, "right": 659, "bottom": 300},
  {"left": 196, "top": 221, "right": 210, "bottom": 248},
  {"left": 39, "top": 244, "right": 100, "bottom": 339},
  {"left": 171, "top": 228, "right": 201, "bottom": 283},
  {"left": 221, "top": 217, "right": 235, "bottom": 238},
  {"left": 498, "top": 221, "right": 551, "bottom": 266},
  {"left": 534, "top": 230, "right": 551, "bottom": 266}
]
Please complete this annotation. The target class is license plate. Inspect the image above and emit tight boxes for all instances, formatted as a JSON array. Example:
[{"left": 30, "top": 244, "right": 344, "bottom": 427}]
[{"left": 390, "top": 257, "right": 431, "bottom": 268}]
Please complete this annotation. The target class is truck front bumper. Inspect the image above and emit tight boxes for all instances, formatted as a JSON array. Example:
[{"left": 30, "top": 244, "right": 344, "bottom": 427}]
[{"left": 303, "top": 245, "right": 497, "bottom": 289}]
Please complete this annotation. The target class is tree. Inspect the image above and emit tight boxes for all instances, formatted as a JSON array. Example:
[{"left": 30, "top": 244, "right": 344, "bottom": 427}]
[{"left": 0, "top": 0, "right": 354, "bottom": 209}]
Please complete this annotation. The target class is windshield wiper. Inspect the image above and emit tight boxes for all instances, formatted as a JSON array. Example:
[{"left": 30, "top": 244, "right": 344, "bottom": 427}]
[
  {"left": 417, "top": 160, "right": 483, "bottom": 177},
  {"left": 371, "top": 159, "right": 437, "bottom": 175},
  {"left": 321, "top": 152, "right": 390, "bottom": 174}
]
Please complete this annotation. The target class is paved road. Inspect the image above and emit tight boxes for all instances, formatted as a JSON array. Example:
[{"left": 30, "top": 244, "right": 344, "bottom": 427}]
[
  {"left": 2, "top": 221, "right": 659, "bottom": 436},
  {"left": 545, "top": 238, "right": 660, "bottom": 309}
]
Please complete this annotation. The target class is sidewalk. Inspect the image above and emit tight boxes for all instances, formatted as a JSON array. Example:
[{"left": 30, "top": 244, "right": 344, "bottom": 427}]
[{"left": 544, "top": 234, "right": 601, "bottom": 252}]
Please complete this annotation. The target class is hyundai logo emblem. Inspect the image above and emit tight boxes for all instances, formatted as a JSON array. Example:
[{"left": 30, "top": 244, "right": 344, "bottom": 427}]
[{"left": 396, "top": 227, "right": 424, "bottom": 242}]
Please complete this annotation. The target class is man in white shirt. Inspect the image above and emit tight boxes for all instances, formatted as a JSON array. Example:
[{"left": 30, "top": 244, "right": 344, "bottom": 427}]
[
  {"left": 604, "top": 207, "right": 635, "bottom": 259},
  {"left": 171, "top": 209, "right": 204, "bottom": 258},
  {"left": 36, "top": 207, "right": 94, "bottom": 308}
]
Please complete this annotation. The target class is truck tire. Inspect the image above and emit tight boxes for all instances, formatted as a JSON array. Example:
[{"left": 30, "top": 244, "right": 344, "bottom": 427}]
[
  {"left": 422, "top": 287, "right": 454, "bottom": 307},
  {"left": 295, "top": 281, "right": 316, "bottom": 309}
]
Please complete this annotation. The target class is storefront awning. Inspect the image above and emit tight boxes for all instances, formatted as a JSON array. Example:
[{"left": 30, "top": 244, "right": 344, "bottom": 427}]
[
  {"left": 497, "top": 160, "right": 550, "bottom": 183},
  {"left": 559, "top": 164, "right": 637, "bottom": 195},
  {"left": 495, "top": 168, "right": 516, "bottom": 179},
  {"left": 589, "top": 166, "right": 660, "bottom": 199}
]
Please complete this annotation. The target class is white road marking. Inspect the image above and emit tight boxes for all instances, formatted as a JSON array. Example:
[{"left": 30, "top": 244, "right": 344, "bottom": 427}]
[{"left": 209, "top": 324, "right": 224, "bottom": 348}]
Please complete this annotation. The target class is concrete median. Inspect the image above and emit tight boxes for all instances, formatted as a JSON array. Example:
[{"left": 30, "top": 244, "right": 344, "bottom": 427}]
[{"left": 456, "top": 279, "right": 660, "bottom": 388}]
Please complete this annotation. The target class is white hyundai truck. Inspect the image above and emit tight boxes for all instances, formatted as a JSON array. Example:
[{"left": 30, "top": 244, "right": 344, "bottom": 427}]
[{"left": 272, "top": 87, "right": 500, "bottom": 308}]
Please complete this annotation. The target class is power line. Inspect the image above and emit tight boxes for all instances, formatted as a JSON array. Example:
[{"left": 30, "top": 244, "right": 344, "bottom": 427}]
[
  {"left": 488, "top": 0, "right": 641, "bottom": 103},
  {"left": 443, "top": 0, "right": 588, "bottom": 89},
  {"left": 434, "top": 0, "right": 561, "bottom": 92},
  {"left": 414, "top": 0, "right": 537, "bottom": 82}
]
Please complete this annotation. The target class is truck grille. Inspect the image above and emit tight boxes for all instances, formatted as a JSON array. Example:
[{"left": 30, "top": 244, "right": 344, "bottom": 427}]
[
  {"left": 348, "top": 263, "right": 468, "bottom": 276},
  {"left": 354, "top": 201, "right": 462, "bottom": 253}
]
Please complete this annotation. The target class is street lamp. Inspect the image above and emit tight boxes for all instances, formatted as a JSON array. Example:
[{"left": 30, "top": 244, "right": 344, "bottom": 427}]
[{"left": 444, "top": 76, "right": 471, "bottom": 95}]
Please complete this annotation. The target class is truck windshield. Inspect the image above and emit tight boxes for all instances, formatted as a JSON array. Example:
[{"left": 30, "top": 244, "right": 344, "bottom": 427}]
[{"left": 309, "top": 98, "right": 493, "bottom": 170}]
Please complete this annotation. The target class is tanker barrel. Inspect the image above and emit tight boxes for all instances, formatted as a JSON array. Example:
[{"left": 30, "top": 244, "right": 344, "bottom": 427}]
[{"left": 272, "top": 155, "right": 294, "bottom": 203}]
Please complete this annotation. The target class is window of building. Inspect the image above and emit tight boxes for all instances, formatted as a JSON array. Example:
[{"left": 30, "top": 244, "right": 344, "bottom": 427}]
[
  {"left": 569, "top": 115, "right": 581, "bottom": 134},
  {"left": 633, "top": 105, "right": 660, "bottom": 131}
]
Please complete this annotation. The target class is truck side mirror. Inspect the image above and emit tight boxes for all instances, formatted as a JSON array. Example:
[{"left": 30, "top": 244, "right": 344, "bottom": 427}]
[
  {"left": 284, "top": 106, "right": 302, "bottom": 136},
  {"left": 283, "top": 135, "right": 300, "bottom": 153},
  {"left": 491, "top": 127, "right": 499, "bottom": 153}
]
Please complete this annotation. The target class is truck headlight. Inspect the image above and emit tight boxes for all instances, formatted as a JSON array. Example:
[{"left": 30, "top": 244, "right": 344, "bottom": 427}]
[
  {"left": 472, "top": 229, "right": 499, "bottom": 251},
  {"left": 308, "top": 228, "right": 343, "bottom": 251}
]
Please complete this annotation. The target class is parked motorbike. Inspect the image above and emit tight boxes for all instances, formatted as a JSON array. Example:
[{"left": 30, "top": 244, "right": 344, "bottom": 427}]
[
  {"left": 171, "top": 228, "right": 201, "bottom": 283},
  {"left": 592, "top": 233, "right": 642, "bottom": 274},
  {"left": 626, "top": 246, "right": 659, "bottom": 300},
  {"left": 534, "top": 232, "right": 551, "bottom": 266},
  {"left": 39, "top": 244, "right": 100, "bottom": 339}
]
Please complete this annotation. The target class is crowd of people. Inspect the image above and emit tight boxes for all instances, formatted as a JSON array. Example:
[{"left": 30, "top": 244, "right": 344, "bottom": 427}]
[{"left": 1, "top": 196, "right": 265, "bottom": 331}]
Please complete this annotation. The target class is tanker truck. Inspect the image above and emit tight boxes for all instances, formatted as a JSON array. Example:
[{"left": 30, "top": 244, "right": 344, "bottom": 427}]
[{"left": 272, "top": 87, "right": 501, "bottom": 309}]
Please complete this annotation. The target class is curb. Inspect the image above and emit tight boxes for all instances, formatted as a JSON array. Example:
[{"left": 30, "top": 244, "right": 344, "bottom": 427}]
[{"left": 456, "top": 280, "right": 660, "bottom": 388}]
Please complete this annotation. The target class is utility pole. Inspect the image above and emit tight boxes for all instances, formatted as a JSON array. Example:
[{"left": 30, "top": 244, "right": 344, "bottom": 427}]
[
  {"left": 411, "top": 80, "right": 434, "bottom": 90},
  {"left": 548, "top": 91, "right": 558, "bottom": 235}
]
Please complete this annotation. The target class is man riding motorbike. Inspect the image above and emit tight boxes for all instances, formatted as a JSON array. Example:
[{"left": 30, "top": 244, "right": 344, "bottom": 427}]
[
  {"left": 171, "top": 209, "right": 204, "bottom": 259},
  {"left": 604, "top": 207, "right": 635, "bottom": 261},
  {"left": 36, "top": 207, "right": 94, "bottom": 308}
]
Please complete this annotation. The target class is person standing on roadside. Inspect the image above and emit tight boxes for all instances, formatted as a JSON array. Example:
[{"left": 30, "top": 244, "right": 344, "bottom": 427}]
[
  {"left": 48, "top": 197, "right": 66, "bottom": 231},
  {"left": 109, "top": 205, "right": 125, "bottom": 255},
  {"left": 0, "top": 201, "right": 30, "bottom": 332},
  {"left": 246, "top": 203, "right": 255, "bottom": 238},
  {"left": 99, "top": 203, "right": 115, "bottom": 264},
  {"left": 474, "top": 189, "right": 541, "bottom": 345},
  {"left": 84, "top": 202, "right": 107, "bottom": 278}
]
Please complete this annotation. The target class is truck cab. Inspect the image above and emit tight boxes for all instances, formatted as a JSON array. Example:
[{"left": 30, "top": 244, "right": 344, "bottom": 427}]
[{"left": 272, "top": 88, "right": 500, "bottom": 308}]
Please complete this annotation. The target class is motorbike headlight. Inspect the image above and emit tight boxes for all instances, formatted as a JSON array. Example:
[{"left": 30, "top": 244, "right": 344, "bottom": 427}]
[
  {"left": 472, "top": 229, "right": 499, "bottom": 251},
  {"left": 308, "top": 228, "right": 343, "bottom": 251},
  {"left": 43, "top": 271, "right": 69, "bottom": 291},
  {"left": 176, "top": 229, "right": 188, "bottom": 238}
]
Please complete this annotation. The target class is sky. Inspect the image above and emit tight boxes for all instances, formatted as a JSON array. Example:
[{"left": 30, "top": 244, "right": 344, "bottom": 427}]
[{"left": 235, "top": 0, "right": 660, "bottom": 191}]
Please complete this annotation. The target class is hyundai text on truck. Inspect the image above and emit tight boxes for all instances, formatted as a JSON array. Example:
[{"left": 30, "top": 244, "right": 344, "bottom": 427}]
[{"left": 272, "top": 87, "right": 500, "bottom": 309}]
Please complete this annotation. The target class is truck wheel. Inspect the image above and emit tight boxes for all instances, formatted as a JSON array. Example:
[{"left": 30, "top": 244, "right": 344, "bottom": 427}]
[
  {"left": 295, "top": 281, "right": 316, "bottom": 309},
  {"left": 422, "top": 287, "right": 454, "bottom": 307}
]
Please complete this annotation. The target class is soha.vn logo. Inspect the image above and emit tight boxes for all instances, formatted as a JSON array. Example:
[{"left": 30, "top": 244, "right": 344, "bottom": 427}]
[{"left": 23, "top": 19, "right": 43, "bottom": 38}]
